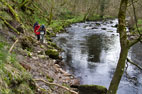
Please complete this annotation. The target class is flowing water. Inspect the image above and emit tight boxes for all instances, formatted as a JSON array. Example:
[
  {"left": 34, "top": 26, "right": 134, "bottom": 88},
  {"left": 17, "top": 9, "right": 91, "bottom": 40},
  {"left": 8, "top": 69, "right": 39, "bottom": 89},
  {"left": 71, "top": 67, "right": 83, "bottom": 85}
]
[{"left": 53, "top": 19, "right": 142, "bottom": 94}]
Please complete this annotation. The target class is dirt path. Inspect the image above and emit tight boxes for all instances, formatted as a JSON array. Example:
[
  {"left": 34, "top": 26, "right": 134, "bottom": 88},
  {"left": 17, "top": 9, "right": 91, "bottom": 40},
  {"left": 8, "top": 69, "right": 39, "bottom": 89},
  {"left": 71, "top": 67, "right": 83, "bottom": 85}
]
[{"left": 17, "top": 41, "right": 79, "bottom": 94}]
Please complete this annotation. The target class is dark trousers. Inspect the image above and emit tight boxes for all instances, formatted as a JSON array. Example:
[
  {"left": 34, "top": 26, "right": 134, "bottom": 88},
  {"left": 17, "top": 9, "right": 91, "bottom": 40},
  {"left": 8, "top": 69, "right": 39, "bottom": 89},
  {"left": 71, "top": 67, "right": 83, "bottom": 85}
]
[{"left": 37, "top": 35, "right": 40, "bottom": 41}]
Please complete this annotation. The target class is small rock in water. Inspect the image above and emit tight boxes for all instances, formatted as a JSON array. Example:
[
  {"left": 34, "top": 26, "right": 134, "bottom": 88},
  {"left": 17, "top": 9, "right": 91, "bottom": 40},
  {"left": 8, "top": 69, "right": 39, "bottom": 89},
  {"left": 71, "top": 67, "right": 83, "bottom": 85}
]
[
  {"left": 92, "top": 27, "right": 98, "bottom": 29},
  {"left": 83, "top": 25, "right": 88, "bottom": 28},
  {"left": 101, "top": 28, "right": 107, "bottom": 30},
  {"left": 107, "top": 31, "right": 113, "bottom": 32},
  {"left": 96, "top": 23, "right": 101, "bottom": 26},
  {"left": 110, "top": 21, "right": 113, "bottom": 24}
]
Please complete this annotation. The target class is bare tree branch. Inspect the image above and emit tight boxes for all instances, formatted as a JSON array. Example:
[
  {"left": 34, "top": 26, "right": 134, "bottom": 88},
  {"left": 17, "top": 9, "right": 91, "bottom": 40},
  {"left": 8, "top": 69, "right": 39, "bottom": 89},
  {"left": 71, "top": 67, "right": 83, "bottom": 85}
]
[
  {"left": 127, "top": 58, "right": 142, "bottom": 70},
  {"left": 128, "top": 37, "right": 140, "bottom": 48},
  {"left": 9, "top": 39, "right": 19, "bottom": 53},
  {"left": 34, "top": 79, "right": 78, "bottom": 94}
]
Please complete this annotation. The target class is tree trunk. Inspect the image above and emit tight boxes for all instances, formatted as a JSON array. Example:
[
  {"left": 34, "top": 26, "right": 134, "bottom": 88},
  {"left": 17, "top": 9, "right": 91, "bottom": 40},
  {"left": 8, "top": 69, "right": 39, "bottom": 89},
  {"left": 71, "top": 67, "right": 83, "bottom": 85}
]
[{"left": 107, "top": 0, "right": 129, "bottom": 94}]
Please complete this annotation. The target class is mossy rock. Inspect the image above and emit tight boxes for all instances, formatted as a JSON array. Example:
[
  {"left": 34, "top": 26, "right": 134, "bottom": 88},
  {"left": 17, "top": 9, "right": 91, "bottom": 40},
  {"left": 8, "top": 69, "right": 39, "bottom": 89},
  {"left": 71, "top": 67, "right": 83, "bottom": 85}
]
[
  {"left": 20, "top": 36, "right": 35, "bottom": 51},
  {"left": 48, "top": 41, "right": 58, "bottom": 48},
  {"left": 45, "top": 49, "right": 59, "bottom": 59},
  {"left": 73, "top": 85, "right": 107, "bottom": 94}
]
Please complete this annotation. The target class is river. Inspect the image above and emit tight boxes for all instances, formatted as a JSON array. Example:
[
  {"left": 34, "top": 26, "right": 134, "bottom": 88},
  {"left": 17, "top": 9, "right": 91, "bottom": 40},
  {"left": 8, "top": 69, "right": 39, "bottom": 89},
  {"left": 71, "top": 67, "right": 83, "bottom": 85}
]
[{"left": 53, "top": 19, "right": 142, "bottom": 94}]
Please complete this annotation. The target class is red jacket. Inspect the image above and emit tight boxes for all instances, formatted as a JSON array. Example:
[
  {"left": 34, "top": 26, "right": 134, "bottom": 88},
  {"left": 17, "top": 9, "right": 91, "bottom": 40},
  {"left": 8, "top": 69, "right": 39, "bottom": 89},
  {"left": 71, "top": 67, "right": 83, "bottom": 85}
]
[{"left": 34, "top": 25, "right": 40, "bottom": 35}]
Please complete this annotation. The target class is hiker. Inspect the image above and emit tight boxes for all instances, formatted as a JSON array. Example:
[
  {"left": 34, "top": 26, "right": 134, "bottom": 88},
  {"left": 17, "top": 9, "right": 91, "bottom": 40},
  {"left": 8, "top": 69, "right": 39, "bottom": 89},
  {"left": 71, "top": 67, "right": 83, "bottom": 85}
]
[
  {"left": 39, "top": 24, "right": 46, "bottom": 43},
  {"left": 34, "top": 22, "right": 40, "bottom": 41}
]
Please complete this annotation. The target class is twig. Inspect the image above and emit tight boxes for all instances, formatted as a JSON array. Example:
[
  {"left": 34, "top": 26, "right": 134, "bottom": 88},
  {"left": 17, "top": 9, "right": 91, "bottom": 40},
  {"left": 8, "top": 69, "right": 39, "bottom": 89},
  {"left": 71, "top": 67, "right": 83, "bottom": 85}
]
[
  {"left": 127, "top": 58, "right": 142, "bottom": 70},
  {"left": 35, "top": 83, "right": 52, "bottom": 94},
  {"left": 34, "top": 79, "right": 78, "bottom": 94},
  {"left": 8, "top": 39, "right": 19, "bottom": 53}
]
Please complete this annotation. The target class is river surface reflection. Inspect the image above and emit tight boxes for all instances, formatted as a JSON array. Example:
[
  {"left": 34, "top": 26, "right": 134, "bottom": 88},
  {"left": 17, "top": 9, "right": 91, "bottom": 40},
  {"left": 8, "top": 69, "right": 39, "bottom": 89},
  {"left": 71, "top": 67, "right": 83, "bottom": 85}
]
[{"left": 53, "top": 19, "right": 142, "bottom": 94}]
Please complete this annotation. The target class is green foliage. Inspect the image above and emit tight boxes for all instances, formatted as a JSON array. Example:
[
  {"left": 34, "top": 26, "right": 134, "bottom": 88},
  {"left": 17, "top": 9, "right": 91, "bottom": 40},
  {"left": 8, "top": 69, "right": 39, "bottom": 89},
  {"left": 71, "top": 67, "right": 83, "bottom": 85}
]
[
  {"left": 86, "top": 14, "right": 102, "bottom": 21},
  {"left": 0, "top": 42, "right": 8, "bottom": 64},
  {"left": 0, "top": 11, "right": 12, "bottom": 20},
  {"left": 49, "top": 15, "right": 84, "bottom": 33},
  {"left": 133, "top": 19, "right": 142, "bottom": 33},
  {"left": 45, "top": 49, "right": 59, "bottom": 59},
  {"left": 33, "top": 13, "right": 47, "bottom": 25},
  {"left": 138, "top": 19, "right": 142, "bottom": 25},
  {"left": 137, "top": 19, "right": 142, "bottom": 32},
  {"left": 46, "top": 74, "right": 54, "bottom": 83},
  {"left": 57, "top": 9, "right": 74, "bottom": 20}
]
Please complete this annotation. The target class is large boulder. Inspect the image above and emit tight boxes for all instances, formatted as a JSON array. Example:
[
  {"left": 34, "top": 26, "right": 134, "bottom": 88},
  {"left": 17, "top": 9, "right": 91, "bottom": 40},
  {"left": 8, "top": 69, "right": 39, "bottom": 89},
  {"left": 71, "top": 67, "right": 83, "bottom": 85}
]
[
  {"left": 20, "top": 36, "right": 35, "bottom": 51},
  {"left": 45, "top": 49, "right": 60, "bottom": 59},
  {"left": 71, "top": 85, "right": 107, "bottom": 94}
]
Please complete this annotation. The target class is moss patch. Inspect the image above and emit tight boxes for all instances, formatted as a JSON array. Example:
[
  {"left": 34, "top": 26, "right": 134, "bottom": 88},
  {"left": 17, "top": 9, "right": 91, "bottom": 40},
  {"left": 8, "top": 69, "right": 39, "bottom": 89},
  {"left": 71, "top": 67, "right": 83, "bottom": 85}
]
[
  {"left": 46, "top": 74, "right": 54, "bottom": 83},
  {"left": 20, "top": 36, "right": 35, "bottom": 51},
  {"left": 78, "top": 85, "right": 107, "bottom": 94},
  {"left": 45, "top": 49, "right": 59, "bottom": 59}
]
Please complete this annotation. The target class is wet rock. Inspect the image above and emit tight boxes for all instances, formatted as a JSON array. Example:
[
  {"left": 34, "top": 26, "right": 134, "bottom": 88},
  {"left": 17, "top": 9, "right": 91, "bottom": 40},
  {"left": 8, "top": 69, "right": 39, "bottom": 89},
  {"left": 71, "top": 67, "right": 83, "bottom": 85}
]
[
  {"left": 110, "top": 21, "right": 113, "bottom": 24},
  {"left": 92, "top": 27, "right": 98, "bottom": 29},
  {"left": 89, "top": 24, "right": 92, "bottom": 27},
  {"left": 95, "top": 23, "right": 101, "bottom": 26},
  {"left": 114, "top": 24, "right": 118, "bottom": 27},
  {"left": 83, "top": 25, "right": 88, "bottom": 28},
  {"left": 101, "top": 28, "right": 107, "bottom": 30}
]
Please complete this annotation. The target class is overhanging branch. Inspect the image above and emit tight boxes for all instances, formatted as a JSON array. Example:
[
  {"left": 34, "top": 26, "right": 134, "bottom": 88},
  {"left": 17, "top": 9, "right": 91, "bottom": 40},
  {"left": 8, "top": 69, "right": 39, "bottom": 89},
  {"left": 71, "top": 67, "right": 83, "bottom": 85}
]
[
  {"left": 127, "top": 58, "right": 142, "bottom": 70},
  {"left": 128, "top": 37, "right": 140, "bottom": 48}
]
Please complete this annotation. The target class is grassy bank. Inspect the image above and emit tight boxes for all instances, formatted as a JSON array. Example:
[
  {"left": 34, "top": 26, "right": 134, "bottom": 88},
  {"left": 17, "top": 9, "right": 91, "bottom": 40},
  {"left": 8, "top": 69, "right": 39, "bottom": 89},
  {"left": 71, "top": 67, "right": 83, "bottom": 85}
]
[{"left": 0, "top": 42, "right": 36, "bottom": 94}]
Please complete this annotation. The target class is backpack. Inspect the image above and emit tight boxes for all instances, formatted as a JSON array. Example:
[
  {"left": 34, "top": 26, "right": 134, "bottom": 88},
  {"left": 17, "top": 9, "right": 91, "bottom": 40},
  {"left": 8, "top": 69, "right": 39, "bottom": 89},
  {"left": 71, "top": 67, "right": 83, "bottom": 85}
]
[
  {"left": 33, "top": 22, "right": 38, "bottom": 29},
  {"left": 39, "top": 26, "right": 45, "bottom": 34}
]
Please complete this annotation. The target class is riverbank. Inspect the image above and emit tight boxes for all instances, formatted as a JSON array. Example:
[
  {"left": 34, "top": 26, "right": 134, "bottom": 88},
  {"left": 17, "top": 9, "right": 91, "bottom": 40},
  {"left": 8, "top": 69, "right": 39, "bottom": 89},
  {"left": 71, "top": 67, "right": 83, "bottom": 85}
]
[{"left": 1, "top": 13, "right": 111, "bottom": 93}]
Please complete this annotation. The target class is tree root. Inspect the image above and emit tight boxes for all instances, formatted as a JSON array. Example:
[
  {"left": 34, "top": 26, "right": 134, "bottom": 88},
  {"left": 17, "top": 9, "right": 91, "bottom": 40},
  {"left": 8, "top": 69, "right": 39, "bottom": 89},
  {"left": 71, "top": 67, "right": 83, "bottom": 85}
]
[
  {"left": 9, "top": 39, "right": 19, "bottom": 53},
  {"left": 34, "top": 79, "right": 78, "bottom": 94}
]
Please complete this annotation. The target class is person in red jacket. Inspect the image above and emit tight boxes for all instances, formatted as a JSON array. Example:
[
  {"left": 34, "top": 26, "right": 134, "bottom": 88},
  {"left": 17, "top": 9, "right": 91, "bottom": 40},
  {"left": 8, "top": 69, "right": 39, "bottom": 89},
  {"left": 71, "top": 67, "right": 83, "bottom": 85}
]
[{"left": 34, "top": 22, "right": 40, "bottom": 41}]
